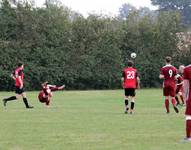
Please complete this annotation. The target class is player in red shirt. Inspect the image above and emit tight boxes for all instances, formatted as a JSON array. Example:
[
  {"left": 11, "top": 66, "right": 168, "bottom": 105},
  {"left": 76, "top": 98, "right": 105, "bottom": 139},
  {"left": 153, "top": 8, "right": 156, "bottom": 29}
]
[
  {"left": 121, "top": 60, "right": 140, "bottom": 114},
  {"left": 159, "top": 56, "right": 179, "bottom": 113},
  {"left": 175, "top": 65, "right": 185, "bottom": 106},
  {"left": 2, "top": 63, "right": 33, "bottom": 109},
  {"left": 183, "top": 64, "right": 191, "bottom": 141},
  {"left": 38, "top": 81, "right": 65, "bottom": 107}
]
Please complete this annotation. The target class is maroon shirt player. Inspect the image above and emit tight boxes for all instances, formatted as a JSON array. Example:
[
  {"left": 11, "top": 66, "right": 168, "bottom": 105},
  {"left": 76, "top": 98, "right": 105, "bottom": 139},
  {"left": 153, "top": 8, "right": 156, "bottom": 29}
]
[
  {"left": 121, "top": 60, "right": 140, "bottom": 114},
  {"left": 2, "top": 63, "right": 33, "bottom": 109},
  {"left": 175, "top": 65, "right": 185, "bottom": 106},
  {"left": 159, "top": 56, "right": 179, "bottom": 113},
  {"left": 183, "top": 64, "right": 191, "bottom": 141},
  {"left": 38, "top": 81, "right": 65, "bottom": 107}
]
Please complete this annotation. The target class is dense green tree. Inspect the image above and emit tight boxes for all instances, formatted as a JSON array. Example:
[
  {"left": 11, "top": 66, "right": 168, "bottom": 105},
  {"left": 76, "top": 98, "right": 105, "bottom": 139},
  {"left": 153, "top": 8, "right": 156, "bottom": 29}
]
[
  {"left": 151, "top": 0, "right": 191, "bottom": 26},
  {"left": 0, "top": 0, "right": 187, "bottom": 90}
]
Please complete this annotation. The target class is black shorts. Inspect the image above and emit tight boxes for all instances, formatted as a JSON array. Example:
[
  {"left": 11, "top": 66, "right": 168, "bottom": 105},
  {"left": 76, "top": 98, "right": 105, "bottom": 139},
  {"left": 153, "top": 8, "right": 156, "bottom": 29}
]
[
  {"left": 124, "top": 88, "right": 136, "bottom": 97},
  {"left": 15, "top": 86, "right": 24, "bottom": 94}
]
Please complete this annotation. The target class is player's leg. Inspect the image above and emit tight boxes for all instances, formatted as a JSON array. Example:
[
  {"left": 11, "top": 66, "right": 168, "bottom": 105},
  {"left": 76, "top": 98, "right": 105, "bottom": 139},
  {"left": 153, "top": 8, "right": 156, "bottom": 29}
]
[
  {"left": 179, "top": 91, "right": 185, "bottom": 105},
  {"left": 129, "top": 89, "right": 136, "bottom": 114},
  {"left": 2, "top": 87, "right": 22, "bottom": 107},
  {"left": 171, "top": 96, "right": 179, "bottom": 113},
  {"left": 175, "top": 88, "right": 180, "bottom": 106},
  {"left": 21, "top": 92, "right": 33, "bottom": 109},
  {"left": 163, "top": 87, "right": 170, "bottom": 113},
  {"left": 170, "top": 87, "right": 179, "bottom": 113},
  {"left": 185, "top": 115, "right": 191, "bottom": 141},
  {"left": 124, "top": 89, "right": 129, "bottom": 114},
  {"left": 45, "top": 97, "right": 51, "bottom": 107},
  {"left": 124, "top": 96, "right": 129, "bottom": 114}
]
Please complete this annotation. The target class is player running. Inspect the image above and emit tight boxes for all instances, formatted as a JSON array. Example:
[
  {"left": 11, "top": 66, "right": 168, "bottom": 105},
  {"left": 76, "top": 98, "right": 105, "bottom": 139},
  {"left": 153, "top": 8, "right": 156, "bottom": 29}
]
[
  {"left": 175, "top": 65, "right": 185, "bottom": 106},
  {"left": 121, "top": 60, "right": 140, "bottom": 114},
  {"left": 2, "top": 63, "right": 33, "bottom": 109},
  {"left": 183, "top": 64, "right": 191, "bottom": 142},
  {"left": 159, "top": 56, "right": 179, "bottom": 113},
  {"left": 38, "top": 81, "right": 65, "bottom": 107}
]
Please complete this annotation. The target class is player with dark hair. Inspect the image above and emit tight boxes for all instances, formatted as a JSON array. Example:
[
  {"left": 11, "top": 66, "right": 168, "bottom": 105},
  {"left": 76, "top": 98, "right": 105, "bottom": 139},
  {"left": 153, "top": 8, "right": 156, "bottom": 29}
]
[
  {"left": 38, "top": 81, "right": 65, "bottom": 107},
  {"left": 121, "top": 60, "right": 140, "bottom": 114},
  {"left": 183, "top": 64, "right": 191, "bottom": 142},
  {"left": 175, "top": 65, "right": 185, "bottom": 106},
  {"left": 159, "top": 56, "right": 179, "bottom": 113},
  {"left": 2, "top": 63, "right": 33, "bottom": 109}
]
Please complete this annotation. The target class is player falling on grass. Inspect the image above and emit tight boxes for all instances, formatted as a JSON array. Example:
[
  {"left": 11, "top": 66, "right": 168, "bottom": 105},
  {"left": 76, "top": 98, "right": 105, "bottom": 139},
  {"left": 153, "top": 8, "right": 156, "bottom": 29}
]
[
  {"left": 2, "top": 63, "right": 33, "bottom": 109},
  {"left": 183, "top": 64, "right": 191, "bottom": 142},
  {"left": 175, "top": 65, "right": 185, "bottom": 106},
  {"left": 159, "top": 56, "right": 179, "bottom": 113},
  {"left": 121, "top": 60, "right": 140, "bottom": 114},
  {"left": 38, "top": 81, "right": 65, "bottom": 107}
]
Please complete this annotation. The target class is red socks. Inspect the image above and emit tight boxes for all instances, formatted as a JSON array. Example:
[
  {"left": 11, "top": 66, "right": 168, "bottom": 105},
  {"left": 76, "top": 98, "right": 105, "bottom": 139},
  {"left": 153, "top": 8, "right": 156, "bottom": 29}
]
[
  {"left": 165, "top": 99, "right": 170, "bottom": 113},
  {"left": 186, "top": 120, "right": 191, "bottom": 138}
]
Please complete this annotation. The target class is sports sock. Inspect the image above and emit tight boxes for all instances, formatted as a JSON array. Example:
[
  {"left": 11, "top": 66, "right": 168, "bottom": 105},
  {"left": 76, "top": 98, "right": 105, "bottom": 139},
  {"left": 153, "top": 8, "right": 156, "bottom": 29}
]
[
  {"left": 175, "top": 96, "right": 179, "bottom": 105},
  {"left": 125, "top": 99, "right": 129, "bottom": 110},
  {"left": 165, "top": 99, "right": 170, "bottom": 113},
  {"left": 23, "top": 98, "right": 30, "bottom": 108},
  {"left": 4, "top": 96, "right": 17, "bottom": 101},
  {"left": 131, "top": 102, "right": 135, "bottom": 110},
  {"left": 171, "top": 98, "right": 176, "bottom": 106},
  {"left": 186, "top": 120, "right": 191, "bottom": 138}
]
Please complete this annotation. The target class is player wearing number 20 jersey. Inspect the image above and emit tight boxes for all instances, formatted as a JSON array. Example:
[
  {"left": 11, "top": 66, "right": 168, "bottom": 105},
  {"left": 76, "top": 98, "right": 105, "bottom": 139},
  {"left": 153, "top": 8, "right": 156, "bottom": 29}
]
[
  {"left": 122, "top": 60, "right": 140, "bottom": 114},
  {"left": 159, "top": 56, "right": 179, "bottom": 113}
]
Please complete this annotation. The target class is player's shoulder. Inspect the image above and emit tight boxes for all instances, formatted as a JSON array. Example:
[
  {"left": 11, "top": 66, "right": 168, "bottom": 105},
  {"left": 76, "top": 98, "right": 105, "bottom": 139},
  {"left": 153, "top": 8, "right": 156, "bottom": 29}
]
[
  {"left": 124, "top": 67, "right": 136, "bottom": 71},
  {"left": 162, "top": 64, "right": 176, "bottom": 69},
  {"left": 185, "top": 64, "right": 191, "bottom": 70}
]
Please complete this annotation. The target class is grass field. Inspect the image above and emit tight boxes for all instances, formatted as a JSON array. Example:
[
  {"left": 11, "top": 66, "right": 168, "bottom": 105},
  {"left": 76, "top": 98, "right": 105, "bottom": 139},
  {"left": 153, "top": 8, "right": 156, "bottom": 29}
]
[{"left": 0, "top": 89, "right": 190, "bottom": 150}]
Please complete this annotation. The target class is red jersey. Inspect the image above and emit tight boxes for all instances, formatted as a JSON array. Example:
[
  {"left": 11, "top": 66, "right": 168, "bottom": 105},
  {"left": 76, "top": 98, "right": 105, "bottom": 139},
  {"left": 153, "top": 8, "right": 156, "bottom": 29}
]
[
  {"left": 38, "top": 84, "right": 52, "bottom": 99},
  {"left": 14, "top": 67, "right": 24, "bottom": 87},
  {"left": 160, "top": 65, "right": 177, "bottom": 87},
  {"left": 176, "top": 74, "right": 183, "bottom": 93},
  {"left": 123, "top": 67, "right": 138, "bottom": 89},
  {"left": 183, "top": 65, "right": 191, "bottom": 115}
]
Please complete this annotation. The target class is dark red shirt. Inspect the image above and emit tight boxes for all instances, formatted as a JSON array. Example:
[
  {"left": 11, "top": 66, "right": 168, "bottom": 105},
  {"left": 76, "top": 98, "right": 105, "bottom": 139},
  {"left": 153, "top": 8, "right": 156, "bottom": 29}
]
[
  {"left": 183, "top": 65, "right": 191, "bottom": 115},
  {"left": 14, "top": 67, "right": 24, "bottom": 87},
  {"left": 160, "top": 65, "right": 177, "bottom": 87}
]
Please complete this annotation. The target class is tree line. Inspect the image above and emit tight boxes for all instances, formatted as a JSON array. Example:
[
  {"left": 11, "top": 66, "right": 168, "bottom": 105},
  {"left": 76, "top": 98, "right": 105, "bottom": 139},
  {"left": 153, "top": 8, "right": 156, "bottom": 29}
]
[{"left": 0, "top": 0, "right": 190, "bottom": 90}]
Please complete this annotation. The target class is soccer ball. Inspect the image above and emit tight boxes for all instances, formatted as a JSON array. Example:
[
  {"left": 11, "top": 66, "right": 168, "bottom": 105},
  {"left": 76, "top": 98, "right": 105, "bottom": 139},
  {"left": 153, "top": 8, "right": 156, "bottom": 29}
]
[{"left": 130, "top": 52, "right": 137, "bottom": 59}]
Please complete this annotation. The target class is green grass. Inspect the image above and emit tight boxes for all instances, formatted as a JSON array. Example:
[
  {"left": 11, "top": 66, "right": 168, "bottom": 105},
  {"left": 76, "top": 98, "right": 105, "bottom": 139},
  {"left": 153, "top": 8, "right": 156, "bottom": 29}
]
[{"left": 0, "top": 89, "right": 190, "bottom": 150}]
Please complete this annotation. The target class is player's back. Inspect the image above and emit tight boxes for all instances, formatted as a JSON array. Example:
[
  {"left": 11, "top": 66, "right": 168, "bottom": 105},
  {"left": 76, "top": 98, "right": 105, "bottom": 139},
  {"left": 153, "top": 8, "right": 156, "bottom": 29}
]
[
  {"left": 14, "top": 67, "right": 24, "bottom": 86},
  {"left": 161, "top": 65, "right": 177, "bottom": 86},
  {"left": 123, "top": 67, "right": 137, "bottom": 89}
]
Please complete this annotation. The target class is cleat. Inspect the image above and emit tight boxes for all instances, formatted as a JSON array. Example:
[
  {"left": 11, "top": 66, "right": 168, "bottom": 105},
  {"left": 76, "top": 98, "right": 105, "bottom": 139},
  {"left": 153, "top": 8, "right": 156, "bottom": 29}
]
[
  {"left": 26, "top": 106, "right": 34, "bottom": 109},
  {"left": 166, "top": 110, "right": 170, "bottom": 114},
  {"left": 2, "top": 99, "right": 7, "bottom": 107},
  {"left": 129, "top": 111, "right": 134, "bottom": 115},
  {"left": 173, "top": 106, "right": 179, "bottom": 113},
  {"left": 182, "top": 137, "right": 191, "bottom": 142},
  {"left": 124, "top": 108, "right": 129, "bottom": 114}
]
